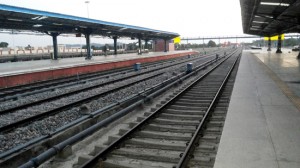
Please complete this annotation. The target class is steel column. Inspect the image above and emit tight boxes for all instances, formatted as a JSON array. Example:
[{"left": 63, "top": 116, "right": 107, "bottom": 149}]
[
  {"left": 113, "top": 36, "right": 117, "bottom": 55},
  {"left": 276, "top": 35, "right": 282, "bottom": 53},
  {"left": 164, "top": 39, "right": 167, "bottom": 52},
  {"left": 145, "top": 39, "right": 148, "bottom": 50},
  {"left": 85, "top": 33, "right": 92, "bottom": 59},
  {"left": 267, "top": 37, "right": 271, "bottom": 51},
  {"left": 138, "top": 38, "right": 142, "bottom": 55},
  {"left": 51, "top": 33, "right": 59, "bottom": 60}
]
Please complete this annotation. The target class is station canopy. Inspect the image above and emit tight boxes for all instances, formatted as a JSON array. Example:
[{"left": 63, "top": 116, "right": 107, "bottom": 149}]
[
  {"left": 240, "top": 0, "right": 300, "bottom": 36},
  {"left": 0, "top": 4, "right": 179, "bottom": 39}
]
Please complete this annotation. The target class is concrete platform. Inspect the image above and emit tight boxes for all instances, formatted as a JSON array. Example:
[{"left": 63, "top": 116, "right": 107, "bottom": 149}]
[
  {"left": 0, "top": 51, "right": 196, "bottom": 88},
  {"left": 214, "top": 49, "right": 300, "bottom": 168}
]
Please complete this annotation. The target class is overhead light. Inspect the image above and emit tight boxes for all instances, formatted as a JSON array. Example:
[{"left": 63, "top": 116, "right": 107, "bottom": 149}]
[
  {"left": 250, "top": 27, "right": 261, "bottom": 30},
  {"left": 7, "top": 18, "right": 22, "bottom": 22},
  {"left": 107, "top": 31, "right": 111, "bottom": 34},
  {"left": 119, "top": 27, "right": 128, "bottom": 31},
  {"left": 53, "top": 23, "right": 63, "bottom": 26},
  {"left": 32, "top": 16, "right": 48, "bottom": 20},
  {"left": 260, "top": 2, "right": 290, "bottom": 6},
  {"left": 33, "top": 24, "right": 43, "bottom": 27},
  {"left": 253, "top": 21, "right": 268, "bottom": 24},
  {"left": 252, "top": 25, "right": 261, "bottom": 28},
  {"left": 255, "top": 15, "right": 273, "bottom": 19},
  {"left": 32, "top": 16, "right": 40, "bottom": 20},
  {"left": 37, "top": 16, "right": 48, "bottom": 20}
]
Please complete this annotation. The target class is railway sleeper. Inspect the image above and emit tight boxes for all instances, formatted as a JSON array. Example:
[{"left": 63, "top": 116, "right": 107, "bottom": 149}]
[
  {"left": 125, "top": 138, "right": 187, "bottom": 151},
  {"left": 142, "top": 112, "right": 203, "bottom": 120},
  {"left": 188, "top": 158, "right": 215, "bottom": 168},
  {"left": 206, "top": 121, "right": 224, "bottom": 127},
  {"left": 169, "top": 105, "right": 206, "bottom": 111},
  {"left": 158, "top": 113, "right": 204, "bottom": 120},
  {"left": 163, "top": 109, "right": 206, "bottom": 115},
  {"left": 118, "top": 129, "right": 192, "bottom": 141},
  {"left": 203, "top": 126, "right": 223, "bottom": 134},
  {"left": 209, "top": 115, "right": 226, "bottom": 121},
  {"left": 214, "top": 102, "right": 229, "bottom": 107},
  {"left": 187, "top": 88, "right": 219, "bottom": 92},
  {"left": 181, "top": 95, "right": 214, "bottom": 100},
  {"left": 196, "top": 84, "right": 222, "bottom": 87},
  {"left": 211, "top": 109, "right": 227, "bottom": 115},
  {"left": 174, "top": 101, "right": 210, "bottom": 107},
  {"left": 177, "top": 98, "right": 212, "bottom": 103},
  {"left": 144, "top": 122, "right": 198, "bottom": 130},
  {"left": 139, "top": 117, "right": 200, "bottom": 126},
  {"left": 134, "top": 130, "right": 191, "bottom": 141},
  {"left": 143, "top": 124, "right": 197, "bottom": 133},
  {"left": 198, "top": 136, "right": 220, "bottom": 144},
  {"left": 184, "top": 92, "right": 217, "bottom": 97},
  {"left": 103, "top": 155, "right": 175, "bottom": 168},
  {"left": 213, "top": 107, "right": 228, "bottom": 111},
  {"left": 188, "top": 146, "right": 219, "bottom": 167},
  {"left": 108, "top": 147, "right": 180, "bottom": 163},
  {"left": 196, "top": 82, "right": 223, "bottom": 85}
]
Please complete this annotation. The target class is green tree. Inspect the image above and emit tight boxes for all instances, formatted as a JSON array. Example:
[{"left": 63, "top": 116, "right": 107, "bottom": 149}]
[
  {"left": 284, "top": 38, "right": 298, "bottom": 46},
  {"left": 207, "top": 40, "right": 216, "bottom": 47},
  {"left": 0, "top": 42, "right": 9, "bottom": 48}
]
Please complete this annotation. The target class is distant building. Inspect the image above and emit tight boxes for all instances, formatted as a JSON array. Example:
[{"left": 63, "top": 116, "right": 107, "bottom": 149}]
[{"left": 154, "top": 39, "right": 175, "bottom": 52}]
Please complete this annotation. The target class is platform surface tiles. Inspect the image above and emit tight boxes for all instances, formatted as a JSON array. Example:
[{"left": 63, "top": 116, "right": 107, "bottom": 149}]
[
  {"left": 0, "top": 51, "right": 189, "bottom": 76},
  {"left": 214, "top": 48, "right": 300, "bottom": 168}
]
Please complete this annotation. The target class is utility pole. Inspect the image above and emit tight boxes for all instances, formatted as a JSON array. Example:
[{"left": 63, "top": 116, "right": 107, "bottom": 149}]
[{"left": 85, "top": 1, "right": 90, "bottom": 18}]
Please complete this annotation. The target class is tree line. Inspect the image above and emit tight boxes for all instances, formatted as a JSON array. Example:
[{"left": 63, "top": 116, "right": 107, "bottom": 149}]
[{"left": 253, "top": 38, "right": 300, "bottom": 47}]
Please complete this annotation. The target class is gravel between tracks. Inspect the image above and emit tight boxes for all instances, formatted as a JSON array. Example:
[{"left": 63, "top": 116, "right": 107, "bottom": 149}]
[
  {"left": 0, "top": 53, "right": 219, "bottom": 154},
  {"left": 0, "top": 65, "right": 185, "bottom": 153}
]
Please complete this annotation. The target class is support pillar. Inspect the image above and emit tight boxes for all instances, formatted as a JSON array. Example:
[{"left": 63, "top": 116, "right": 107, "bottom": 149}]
[
  {"left": 164, "top": 39, "right": 168, "bottom": 52},
  {"left": 267, "top": 37, "right": 271, "bottom": 51},
  {"left": 51, "top": 33, "right": 59, "bottom": 60},
  {"left": 145, "top": 39, "right": 148, "bottom": 50},
  {"left": 85, "top": 33, "right": 92, "bottom": 59},
  {"left": 138, "top": 38, "right": 142, "bottom": 55},
  {"left": 113, "top": 36, "right": 117, "bottom": 55},
  {"left": 276, "top": 34, "right": 282, "bottom": 53}
]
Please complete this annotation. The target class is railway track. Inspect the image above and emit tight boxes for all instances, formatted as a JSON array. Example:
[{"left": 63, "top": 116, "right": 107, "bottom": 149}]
[
  {"left": 0, "top": 53, "right": 221, "bottom": 133},
  {"left": 1, "top": 49, "right": 239, "bottom": 167},
  {"left": 77, "top": 49, "right": 241, "bottom": 168},
  {"left": 0, "top": 50, "right": 232, "bottom": 134},
  {"left": 0, "top": 50, "right": 223, "bottom": 102}
]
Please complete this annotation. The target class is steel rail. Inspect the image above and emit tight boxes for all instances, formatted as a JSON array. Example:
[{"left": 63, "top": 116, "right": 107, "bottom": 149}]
[
  {"left": 18, "top": 49, "right": 238, "bottom": 168},
  {"left": 176, "top": 53, "right": 241, "bottom": 168},
  {"left": 0, "top": 52, "right": 214, "bottom": 114},
  {"left": 0, "top": 72, "right": 163, "bottom": 133},
  {"left": 79, "top": 50, "right": 239, "bottom": 168},
  {"left": 0, "top": 52, "right": 198, "bottom": 98}
]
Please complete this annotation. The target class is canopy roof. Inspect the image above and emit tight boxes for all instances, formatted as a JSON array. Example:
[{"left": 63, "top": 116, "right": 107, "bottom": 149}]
[
  {"left": 240, "top": 0, "right": 300, "bottom": 36},
  {"left": 0, "top": 4, "right": 179, "bottom": 39}
]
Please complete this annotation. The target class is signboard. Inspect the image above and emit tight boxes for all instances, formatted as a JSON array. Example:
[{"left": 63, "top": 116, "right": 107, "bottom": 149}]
[
  {"left": 264, "top": 34, "right": 284, "bottom": 41},
  {"left": 174, "top": 36, "right": 181, "bottom": 44}
]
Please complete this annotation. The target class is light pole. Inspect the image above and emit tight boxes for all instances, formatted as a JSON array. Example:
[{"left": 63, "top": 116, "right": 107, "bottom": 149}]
[{"left": 85, "top": 1, "right": 90, "bottom": 18}]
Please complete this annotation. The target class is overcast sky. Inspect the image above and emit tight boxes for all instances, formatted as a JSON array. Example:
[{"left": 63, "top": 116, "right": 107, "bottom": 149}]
[{"left": 0, "top": 0, "right": 246, "bottom": 47}]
